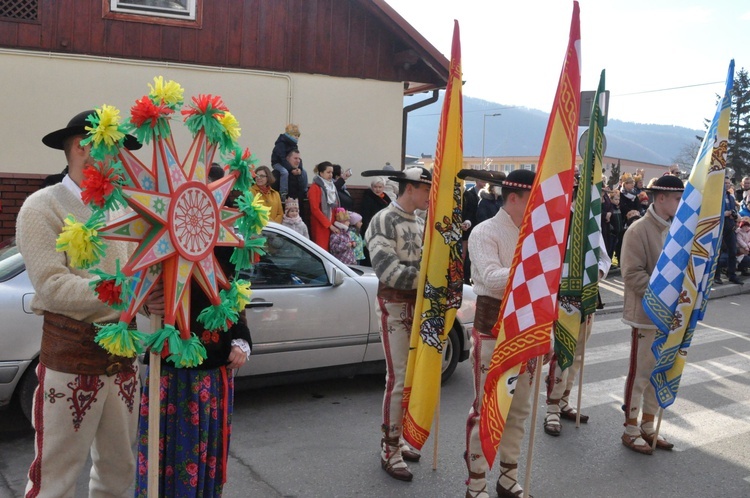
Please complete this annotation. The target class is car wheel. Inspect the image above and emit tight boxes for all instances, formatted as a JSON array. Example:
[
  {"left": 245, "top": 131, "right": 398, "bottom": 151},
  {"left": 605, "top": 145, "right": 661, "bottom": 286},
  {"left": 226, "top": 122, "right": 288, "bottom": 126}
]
[
  {"left": 18, "top": 359, "right": 38, "bottom": 424},
  {"left": 441, "top": 328, "right": 460, "bottom": 383}
]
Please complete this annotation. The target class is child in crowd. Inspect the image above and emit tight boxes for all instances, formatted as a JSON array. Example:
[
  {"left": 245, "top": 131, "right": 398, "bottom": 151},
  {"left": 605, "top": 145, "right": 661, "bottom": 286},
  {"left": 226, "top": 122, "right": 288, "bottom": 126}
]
[
  {"left": 347, "top": 211, "right": 366, "bottom": 265},
  {"left": 736, "top": 217, "right": 750, "bottom": 275},
  {"left": 329, "top": 207, "right": 356, "bottom": 265},
  {"left": 281, "top": 198, "right": 309, "bottom": 238}
]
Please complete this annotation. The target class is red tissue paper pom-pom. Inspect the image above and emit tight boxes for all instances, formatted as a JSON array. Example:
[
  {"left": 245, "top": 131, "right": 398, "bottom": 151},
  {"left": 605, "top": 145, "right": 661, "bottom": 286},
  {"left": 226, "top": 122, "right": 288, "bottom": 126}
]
[
  {"left": 131, "top": 95, "right": 173, "bottom": 128},
  {"left": 81, "top": 164, "right": 117, "bottom": 208},
  {"left": 95, "top": 279, "right": 123, "bottom": 307},
  {"left": 181, "top": 94, "right": 228, "bottom": 118}
]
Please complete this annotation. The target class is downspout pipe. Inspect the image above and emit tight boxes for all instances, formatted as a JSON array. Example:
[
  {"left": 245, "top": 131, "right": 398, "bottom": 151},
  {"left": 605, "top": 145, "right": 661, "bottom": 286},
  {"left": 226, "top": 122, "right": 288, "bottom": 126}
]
[{"left": 401, "top": 89, "right": 439, "bottom": 169}]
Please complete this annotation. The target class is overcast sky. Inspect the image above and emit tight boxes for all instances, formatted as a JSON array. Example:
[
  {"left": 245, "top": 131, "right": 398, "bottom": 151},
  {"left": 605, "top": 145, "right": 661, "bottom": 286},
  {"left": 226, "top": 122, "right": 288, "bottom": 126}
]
[{"left": 387, "top": 0, "right": 750, "bottom": 130}]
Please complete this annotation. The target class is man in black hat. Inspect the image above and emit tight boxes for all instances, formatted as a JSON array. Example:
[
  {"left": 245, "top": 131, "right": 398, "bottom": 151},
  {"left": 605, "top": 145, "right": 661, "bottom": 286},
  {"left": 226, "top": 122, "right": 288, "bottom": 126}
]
[
  {"left": 619, "top": 174, "right": 684, "bottom": 455},
  {"left": 364, "top": 166, "right": 431, "bottom": 482},
  {"left": 16, "top": 110, "right": 161, "bottom": 497},
  {"left": 463, "top": 168, "right": 537, "bottom": 498}
]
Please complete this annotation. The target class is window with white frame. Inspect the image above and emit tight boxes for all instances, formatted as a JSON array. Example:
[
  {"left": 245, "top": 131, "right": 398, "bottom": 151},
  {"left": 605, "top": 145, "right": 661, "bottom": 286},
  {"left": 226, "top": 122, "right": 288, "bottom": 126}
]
[{"left": 110, "top": 0, "right": 196, "bottom": 20}]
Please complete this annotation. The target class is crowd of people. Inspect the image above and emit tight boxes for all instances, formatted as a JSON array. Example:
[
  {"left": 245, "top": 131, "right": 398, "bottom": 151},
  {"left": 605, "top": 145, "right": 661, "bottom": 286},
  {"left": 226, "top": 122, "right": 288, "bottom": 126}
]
[{"left": 19, "top": 111, "right": 750, "bottom": 497}]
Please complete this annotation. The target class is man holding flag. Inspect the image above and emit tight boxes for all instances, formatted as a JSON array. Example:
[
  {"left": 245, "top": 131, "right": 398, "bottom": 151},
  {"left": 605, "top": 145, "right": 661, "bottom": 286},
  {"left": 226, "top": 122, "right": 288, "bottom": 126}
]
[
  {"left": 364, "top": 166, "right": 432, "bottom": 482},
  {"left": 464, "top": 168, "right": 537, "bottom": 498},
  {"left": 620, "top": 174, "right": 684, "bottom": 455}
]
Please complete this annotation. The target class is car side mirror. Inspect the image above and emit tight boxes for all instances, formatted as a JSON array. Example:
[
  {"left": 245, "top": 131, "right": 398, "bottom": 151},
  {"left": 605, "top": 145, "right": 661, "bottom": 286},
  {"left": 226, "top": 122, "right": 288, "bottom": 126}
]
[{"left": 331, "top": 267, "right": 345, "bottom": 286}]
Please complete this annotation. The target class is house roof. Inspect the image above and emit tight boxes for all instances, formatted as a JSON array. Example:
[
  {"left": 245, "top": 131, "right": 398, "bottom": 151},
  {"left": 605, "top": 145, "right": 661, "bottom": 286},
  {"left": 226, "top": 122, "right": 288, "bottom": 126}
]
[{"left": 360, "top": 0, "right": 450, "bottom": 95}]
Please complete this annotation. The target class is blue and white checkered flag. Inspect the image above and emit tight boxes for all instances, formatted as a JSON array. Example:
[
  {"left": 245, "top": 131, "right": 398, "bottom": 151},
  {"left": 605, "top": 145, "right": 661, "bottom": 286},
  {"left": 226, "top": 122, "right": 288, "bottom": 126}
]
[{"left": 642, "top": 60, "right": 734, "bottom": 409}]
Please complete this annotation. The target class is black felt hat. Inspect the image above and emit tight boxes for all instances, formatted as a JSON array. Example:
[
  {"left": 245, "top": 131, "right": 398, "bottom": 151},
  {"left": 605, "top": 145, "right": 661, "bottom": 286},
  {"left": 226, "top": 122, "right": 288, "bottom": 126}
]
[
  {"left": 362, "top": 166, "right": 432, "bottom": 185},
  {"left": 457, "top": 169, "right": 506, "bottom": 186},
  {"left": 42, "top": 110, "right": 142, "bottom": 151},
  {"left": 501, "top": 169, "right": 536, "bottom": 190},
  {"left": 646, "top": 175, "right": 684, "bottom": 192}
]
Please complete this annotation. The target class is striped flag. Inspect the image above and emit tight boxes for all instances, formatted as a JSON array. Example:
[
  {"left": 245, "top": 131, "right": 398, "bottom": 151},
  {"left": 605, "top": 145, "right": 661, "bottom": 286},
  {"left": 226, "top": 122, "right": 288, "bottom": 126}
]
[
  {"left": 555, "top": 70, "right": 605, "bottom": 371},
  {"left": 401, "top": 20, "right": 464, "bottom": 450},
  {"left": 479, "top": 2, "right": 581, "bottom": 467},
  {"left": 643, "top": 61, "right": 735, "bottom": 409}
]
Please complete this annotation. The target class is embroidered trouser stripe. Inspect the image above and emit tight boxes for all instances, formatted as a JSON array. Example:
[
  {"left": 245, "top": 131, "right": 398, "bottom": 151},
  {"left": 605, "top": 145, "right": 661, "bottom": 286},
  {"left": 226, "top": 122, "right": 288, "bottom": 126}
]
[
  {"left": 465, "top": 328, "right": 534, "bottom": 475},
  {"left": 376, "top": 297, "right": 414, "bottom": 436},
  {"left": 623, "top": 327, "right": 659, "bottom": 421},
  {"left": 547, "top": 315, "right": 594, "bottom": 402},
  {"left": 25, "top": 364, "right": 140, "bottom": 498}
]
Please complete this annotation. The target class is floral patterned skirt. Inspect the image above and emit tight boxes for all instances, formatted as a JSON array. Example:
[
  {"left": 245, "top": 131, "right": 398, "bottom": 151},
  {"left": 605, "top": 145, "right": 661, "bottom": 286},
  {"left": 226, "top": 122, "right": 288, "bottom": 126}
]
[{"left": 135, "top": 363, "right": 234, "bottom": 498}]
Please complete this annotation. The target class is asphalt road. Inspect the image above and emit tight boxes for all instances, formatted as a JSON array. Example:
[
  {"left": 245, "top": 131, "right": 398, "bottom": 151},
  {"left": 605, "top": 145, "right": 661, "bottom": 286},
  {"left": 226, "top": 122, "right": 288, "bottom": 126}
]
[{"left": 2, "top": 288, "right": 750, "bottom": 497}]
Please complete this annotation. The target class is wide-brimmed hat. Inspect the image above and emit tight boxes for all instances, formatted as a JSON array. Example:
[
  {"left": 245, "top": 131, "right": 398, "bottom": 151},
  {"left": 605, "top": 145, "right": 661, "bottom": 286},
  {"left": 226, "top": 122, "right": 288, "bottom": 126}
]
[
  {"left": 645, "top": 175, "right": 684, "bottom": 192},
  {"left": 362, "top": 166, "right": 432, "bottom": 185},
  {"left": 501, "top": 169, "right": 536, "bottom": 191},
  {"left": 457, "top": 169, "right": 506, "bottom": 186},
  {"left": 42, "top": 109, "right": 142, "bottom": 151}
]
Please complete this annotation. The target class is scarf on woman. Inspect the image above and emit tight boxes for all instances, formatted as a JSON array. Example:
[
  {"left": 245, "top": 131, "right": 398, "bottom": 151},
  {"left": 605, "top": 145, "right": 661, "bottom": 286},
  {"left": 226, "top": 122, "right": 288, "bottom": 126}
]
[
  {"left": 313, "top": 175, "right": 339, "bottom": 219},
  {"left": 256, "top": 184, "right": 271, "bottom": 195}
]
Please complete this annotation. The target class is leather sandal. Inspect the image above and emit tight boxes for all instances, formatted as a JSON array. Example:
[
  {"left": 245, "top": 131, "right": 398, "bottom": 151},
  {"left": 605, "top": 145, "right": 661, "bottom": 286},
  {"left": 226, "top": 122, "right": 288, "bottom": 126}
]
[
  {"left": 560, "top": 404, "right": 589, "bottom": 423},
  {"left": 496, "top": 463, "right": 532, "bottom": 498},
  {"left": 621, "top": 432, "right": 653, "bottom": 455},
  {"left": 465, "top": 484, "right": 489, "bottom": 498},
  {"left": 381, "top": 437, "right": 413, "bottom": 481},
  {"left": 543, "top": 413, "right": 562, "bottom": 436},
  {"left": 400, "top": 441, "right": 421, "bottom": 462},
  {"left": 466, "top": 472, "right": 489, "bottom": 498},
  {"left": 640, "top": 429, "right": 674, "bottom": 450}
]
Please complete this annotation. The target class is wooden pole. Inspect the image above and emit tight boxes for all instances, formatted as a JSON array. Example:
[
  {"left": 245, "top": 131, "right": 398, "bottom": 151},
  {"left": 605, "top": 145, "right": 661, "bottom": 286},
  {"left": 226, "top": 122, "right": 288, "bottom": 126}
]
[
  {"left": 522, "top": 356, "right": 544, "bottom": 498},
  {"left": 575, "top": 316, "right": 591, "bottom": 428},
  {"left": 432, "top": 384, "right": 441, "bottom": 471},
  {"left": 432, "top": 343, "right": 447, "bottom": 471},
  {"left": 651, "top": 408, "right": 664, "bottom": 452},
  {"left": 147, "top": 314, "right": 162, "bottom": 498}
]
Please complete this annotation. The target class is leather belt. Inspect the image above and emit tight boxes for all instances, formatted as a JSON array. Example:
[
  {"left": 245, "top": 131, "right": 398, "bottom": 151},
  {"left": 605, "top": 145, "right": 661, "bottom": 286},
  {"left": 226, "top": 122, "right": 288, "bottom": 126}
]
[
  {"left": 474, "top": 295, "right": 502, "bottom": 336},
  {"left": 377, "top": 282, "right": 417, "bottom": 303},
  {"left": 41, "top": 311, "right": 135, "bottom": 376}
]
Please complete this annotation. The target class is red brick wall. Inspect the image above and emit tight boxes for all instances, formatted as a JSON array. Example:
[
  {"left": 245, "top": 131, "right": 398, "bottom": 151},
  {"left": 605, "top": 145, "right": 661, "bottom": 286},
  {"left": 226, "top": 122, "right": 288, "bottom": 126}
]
[{"left": 0, "top": 173, "right": 47, "bottom": 242}]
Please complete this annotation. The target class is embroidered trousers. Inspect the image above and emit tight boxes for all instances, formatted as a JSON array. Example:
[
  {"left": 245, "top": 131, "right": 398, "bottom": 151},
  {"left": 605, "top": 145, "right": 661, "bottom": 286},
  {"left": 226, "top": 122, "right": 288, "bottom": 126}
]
[
  {"left": 376, "top": 297, "right": 414, "bottom": 437},
  {"left": 465, "top": 329, "right": 533, "bottom": 475},
  {"left": 547, "top": 315, "right": 594, "bottom": 405},
  {"left": 25, "top": 363, "right": 140, "bottom": 498},
  {"left": 623, "top": 327, "right": 659, "bottom": 421}
]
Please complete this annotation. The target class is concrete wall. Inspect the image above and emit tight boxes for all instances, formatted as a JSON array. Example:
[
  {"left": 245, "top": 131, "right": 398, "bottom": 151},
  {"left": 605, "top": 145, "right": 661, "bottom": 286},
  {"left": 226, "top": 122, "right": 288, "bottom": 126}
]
[{"left": 0, "top": 49, "right": 403, "bottom": 185}]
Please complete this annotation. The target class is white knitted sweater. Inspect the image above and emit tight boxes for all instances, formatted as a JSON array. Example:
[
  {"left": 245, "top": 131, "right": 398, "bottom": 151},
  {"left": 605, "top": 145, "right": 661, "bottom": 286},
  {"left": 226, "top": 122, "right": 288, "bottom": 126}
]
[
  {"left": 16, "top": 184, "right": 131, "bottom": 323},
  {"left": 468, "top": 208, "right": 519, "bottom": 300}
]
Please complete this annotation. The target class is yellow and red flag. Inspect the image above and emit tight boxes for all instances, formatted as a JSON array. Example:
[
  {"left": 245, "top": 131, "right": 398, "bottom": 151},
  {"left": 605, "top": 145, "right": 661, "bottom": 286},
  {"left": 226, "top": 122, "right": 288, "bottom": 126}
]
[
  {"left": 479, "top": 2, "right": 581, "bottom": 467},
  {"left": 402, "top": 20, "right": 464, "bottom": 450}
]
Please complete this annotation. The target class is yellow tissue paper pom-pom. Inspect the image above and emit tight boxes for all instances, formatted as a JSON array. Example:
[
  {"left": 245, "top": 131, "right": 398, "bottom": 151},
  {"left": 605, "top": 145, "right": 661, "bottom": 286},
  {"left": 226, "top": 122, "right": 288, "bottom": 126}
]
[
  {"left": 85, "top": 105, "right": 125, "bottom": 149},
  {"left": 233, "top": 280, "right": 252, "bottom": 311},
  {"left": 217, "top": 111, "right": 241, "bottom": 140},
  {"left": 55, "top": 215, "right": 106, "bottom": 269},
  {"left": 149, "top": 76, "right": 184, "bottom": 108}
]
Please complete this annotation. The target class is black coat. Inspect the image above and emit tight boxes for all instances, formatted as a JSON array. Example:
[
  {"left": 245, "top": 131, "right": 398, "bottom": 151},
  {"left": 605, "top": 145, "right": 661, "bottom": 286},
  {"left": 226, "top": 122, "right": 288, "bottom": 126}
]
[
  {"left": 476, "top": 190, "right": 503, "bottom": 225},
  {"left": 461, "top": 186, "right": 480, "bottom": 241},
  {"left": 335, "top": 178, "right": 355, "bottom": 211},
  {"left": 360, "top": 188, "right": 392, "bottom": 235}
]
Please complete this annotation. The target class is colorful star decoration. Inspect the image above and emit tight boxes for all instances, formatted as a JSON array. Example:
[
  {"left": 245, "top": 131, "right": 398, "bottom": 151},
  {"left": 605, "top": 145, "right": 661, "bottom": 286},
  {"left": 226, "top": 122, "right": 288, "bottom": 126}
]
[{"left": 55, "top": 77, "right": 270, "bottom": 367}]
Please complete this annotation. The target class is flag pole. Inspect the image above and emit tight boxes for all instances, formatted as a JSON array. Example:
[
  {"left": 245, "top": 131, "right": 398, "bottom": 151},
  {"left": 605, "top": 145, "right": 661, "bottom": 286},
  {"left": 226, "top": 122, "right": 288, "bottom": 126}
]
[
  {"left": 522, "top": 355, "right": 544, "bottom": 498},
  {"left": 147, "top": 314, "right": 162, "bottom": 498},
  {"left": 651, "top": 408, "right": 664, "bottom": 452},
  {"left": 575, "top": 317, "right": 590, "bottom": 428},
  {"left": 432, "top": 383, "right": 441, "bottom": 471}
]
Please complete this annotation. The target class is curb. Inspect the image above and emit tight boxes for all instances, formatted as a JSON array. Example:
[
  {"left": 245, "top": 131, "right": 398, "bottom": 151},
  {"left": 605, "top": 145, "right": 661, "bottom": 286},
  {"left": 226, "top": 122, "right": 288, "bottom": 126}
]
[{"left": 595, "top": 279, "right": 750, "bottom": 318}]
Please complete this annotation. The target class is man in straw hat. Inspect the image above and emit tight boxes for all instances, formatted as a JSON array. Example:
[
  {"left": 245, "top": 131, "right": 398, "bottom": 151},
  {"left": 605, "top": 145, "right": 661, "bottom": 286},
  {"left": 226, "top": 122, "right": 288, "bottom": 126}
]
[
  {"left": 620, "top": 174, "right": 684, "bottom": 455},
  {"left": 16, "top": 110, "right": 162, "bottom": 496},
  {"left": 364, "top": 166, "right": 432, "bottom": 482},
  {"left": 462, "top": 168, "right": 538, "bottom": 498}
]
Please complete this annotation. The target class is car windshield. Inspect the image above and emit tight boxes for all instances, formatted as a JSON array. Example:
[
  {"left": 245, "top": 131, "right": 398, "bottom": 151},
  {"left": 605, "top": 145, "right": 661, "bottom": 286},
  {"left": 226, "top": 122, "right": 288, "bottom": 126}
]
[{"left": 0, "top": 238, "right": 25, "bottom": 282}]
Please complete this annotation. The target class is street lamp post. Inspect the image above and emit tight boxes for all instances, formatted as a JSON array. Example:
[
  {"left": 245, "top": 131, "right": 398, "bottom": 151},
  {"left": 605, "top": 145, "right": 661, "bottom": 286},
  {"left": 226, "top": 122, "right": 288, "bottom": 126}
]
[{"left": 481, "top": 113, "right": 502, "bottom": 169}]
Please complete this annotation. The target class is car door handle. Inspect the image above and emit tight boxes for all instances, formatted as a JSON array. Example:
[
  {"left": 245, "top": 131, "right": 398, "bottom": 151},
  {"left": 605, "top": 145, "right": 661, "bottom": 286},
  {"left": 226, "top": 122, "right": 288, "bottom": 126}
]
[{"left": 246, "top": 300, "right": 273, "bottom": 309}]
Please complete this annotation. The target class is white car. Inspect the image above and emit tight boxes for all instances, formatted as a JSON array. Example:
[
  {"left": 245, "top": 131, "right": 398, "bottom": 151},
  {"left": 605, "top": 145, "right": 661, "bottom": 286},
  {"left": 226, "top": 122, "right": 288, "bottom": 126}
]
[{"left": 0, "top": 223, "right": 476, "bottom": 421}]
